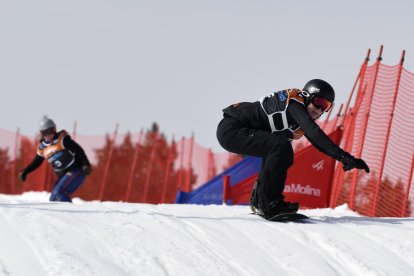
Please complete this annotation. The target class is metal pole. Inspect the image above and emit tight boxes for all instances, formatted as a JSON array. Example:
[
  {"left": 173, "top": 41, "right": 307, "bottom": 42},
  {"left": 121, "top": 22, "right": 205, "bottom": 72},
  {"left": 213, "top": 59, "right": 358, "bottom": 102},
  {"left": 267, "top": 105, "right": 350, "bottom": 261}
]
[
  {"left": 125, "top": 129, "right": 144, "bottom": 202},
  {"left": 99, "top": 124, "right": 119, "bottom": 201},
  {"left": 206, "top": 148, "right": 214, "bottom": 181},
  {"left": 223, "top": 175, "right": 230, "bottom": 204},
  {"left": 161, "top": 136, "right": 175, "bottom": 203},
  {"left": 11, "top": 128, "right": 20, "bottom": 194},
  {"left": 348, "top": 45, "right": 383, "bottom": 212},
  {"left": 184, "top": 132, "right": 195, "bottom": 192},
  {"left": 348, "top": 85, "right": 369, "bottom": 208},
  {"left": 327, "top": 127, "right": 343, "bottom": 207},
  {"left": 372, "top": 50, "right": 405, "bottom": 216},
  {"left": 332, "top": 50, "right": 370, "bottom": 207},
  {"left": 401, "top": 154, "right": 414, "bottom": 217},
  {"left": 341, "top": 49, "right": 371, "bottom": 127},
  {"left": 142, "top": 130, "right": 158, "bottom": 202},
  {"left": 177, "top": 137, "right": 185, "bottom": 191},
  {"left": 72, "top": 121, "right": 77, "bottom": 140}
]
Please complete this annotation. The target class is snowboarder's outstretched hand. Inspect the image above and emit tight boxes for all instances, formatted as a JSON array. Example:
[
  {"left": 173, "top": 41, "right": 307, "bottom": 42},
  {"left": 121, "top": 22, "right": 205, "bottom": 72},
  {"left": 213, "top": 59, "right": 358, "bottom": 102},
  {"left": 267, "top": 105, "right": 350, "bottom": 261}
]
[
  {"left": 81, "top": 165, "right": 92, "bottom": 176},
  {"left": 340, "top": 153, "right": 370, "bottom": 173},
  {"left": 19, "top": 171, "right": 27, "bottom": 182}
]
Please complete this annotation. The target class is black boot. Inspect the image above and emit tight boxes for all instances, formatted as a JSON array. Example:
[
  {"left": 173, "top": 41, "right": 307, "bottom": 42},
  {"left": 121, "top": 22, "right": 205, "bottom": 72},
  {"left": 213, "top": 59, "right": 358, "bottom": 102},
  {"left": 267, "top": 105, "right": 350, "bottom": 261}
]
[
  {"left": 249, "top": 180, "right": 259, "bottom": 213},
  {"left": 258, "top": 198, "right": 299, "bottom": 219}
]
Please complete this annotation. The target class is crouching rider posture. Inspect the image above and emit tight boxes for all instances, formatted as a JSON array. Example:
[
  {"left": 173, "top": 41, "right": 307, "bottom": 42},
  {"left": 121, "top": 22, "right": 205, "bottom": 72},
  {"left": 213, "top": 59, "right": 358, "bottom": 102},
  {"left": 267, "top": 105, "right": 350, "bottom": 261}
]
[
  {"left": 19, "top": 116, "right": 92, "bottom": 202},
  {"left": 216, "top": 79, "right": 370, "bottom": 219}
]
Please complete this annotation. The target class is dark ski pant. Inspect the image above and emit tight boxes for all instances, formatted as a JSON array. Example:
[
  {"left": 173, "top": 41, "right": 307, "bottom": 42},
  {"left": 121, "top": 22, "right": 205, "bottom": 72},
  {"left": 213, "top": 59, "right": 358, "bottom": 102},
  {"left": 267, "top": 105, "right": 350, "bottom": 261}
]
[
  {"left": 50, "top": 167, "right": 86, "bottom": 203},
  {"left": 216, "top": 115, "right": 294, "bottom": 204}
]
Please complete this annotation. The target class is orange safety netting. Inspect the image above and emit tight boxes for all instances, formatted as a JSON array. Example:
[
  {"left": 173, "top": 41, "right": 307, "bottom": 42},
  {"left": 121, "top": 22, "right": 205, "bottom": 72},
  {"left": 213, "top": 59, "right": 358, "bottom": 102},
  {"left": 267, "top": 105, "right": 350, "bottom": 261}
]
[
  {"left": 0, "top": 127, "right": 240, "bottom": 203},
  {"left": 331, "top": 49, "right": 414, "bottom": 217}
]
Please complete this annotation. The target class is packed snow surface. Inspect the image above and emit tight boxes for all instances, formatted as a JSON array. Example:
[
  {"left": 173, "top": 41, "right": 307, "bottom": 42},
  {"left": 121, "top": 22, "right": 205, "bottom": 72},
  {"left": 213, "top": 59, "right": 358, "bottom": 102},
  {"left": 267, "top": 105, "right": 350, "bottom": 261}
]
[{"left": 1, "top": 192, "right": 414, "bottom": 276}]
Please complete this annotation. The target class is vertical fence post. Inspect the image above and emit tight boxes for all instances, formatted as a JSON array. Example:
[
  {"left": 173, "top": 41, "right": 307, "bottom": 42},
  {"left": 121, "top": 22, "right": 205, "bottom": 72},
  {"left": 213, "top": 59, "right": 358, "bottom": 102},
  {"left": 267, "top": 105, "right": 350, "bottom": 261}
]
[
  {"left": 142, "top": 130, "right": 158, "bottom": 203},
  {"left": 206, "top": 148, "right": 214, "bottom": 181},
  {"left": 327, "top": 127, "right": 343, "bottom": 207},
  {"left": 331, "top": 120, "right": 353, "bottom": 208},
  {"left": 372, "top": 50, "right": 405, "bottom": 216},
  {"left": 125, "top": 129, "right": 144, "bottom": 202},
  {"left": 331, "top": 49, "right": 370, "bottom": 207},
  {"left": 176, "top": 137, "right": 185, "bottom": 191},
  {"left": 210, "top": 150, "right": 216, "bottom": 181},
  {"left": 351, "top": 48, "right": 377, "bottom": 154},
  {"left": 348, "top": 86, "right": 368, "bottom": 208},
  {"left": 11, "top": 128, "right": 20, "bottom": 194},
  {"left": 161, "top": 136, "right": 175, "bottom": 203},
  {"left": 326, "top": 107, "right": 342, "bottom": 206},
  {"left": 223, "top": 175, "right": 230, "bottom": 205},
  {"left": 184, "top": 132, "right": 195, "bottom": 192},
  {"left": 206, "top": 148, "right": 212, "bottom": 181},
  {"left": 99, "top": 124, "right": 119, "bottom": 201},
  {"left": 349, "top": 46, "right": 383, "bottom": 212},
  {"left": 332, "top": 104, "right": 360, "bottom": 207},
  {"left": 401, "top": 154, "right": 414, "bottom": 217},
  {"left": 341, "top": 49, "right": 371, "bottom": 128},
  {"left": 72, "top": 121, "right": 77, "bottom": 140}
]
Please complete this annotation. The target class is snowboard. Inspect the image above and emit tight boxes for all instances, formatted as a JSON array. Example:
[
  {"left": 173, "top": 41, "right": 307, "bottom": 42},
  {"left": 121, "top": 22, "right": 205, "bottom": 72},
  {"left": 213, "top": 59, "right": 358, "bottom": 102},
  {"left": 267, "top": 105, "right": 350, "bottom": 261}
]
[
  {"left": 254, "top": 212, "right": 309, "bottom": 222},
  {"left": 267, "top": 213, "right": 309, "bottom": 222}
]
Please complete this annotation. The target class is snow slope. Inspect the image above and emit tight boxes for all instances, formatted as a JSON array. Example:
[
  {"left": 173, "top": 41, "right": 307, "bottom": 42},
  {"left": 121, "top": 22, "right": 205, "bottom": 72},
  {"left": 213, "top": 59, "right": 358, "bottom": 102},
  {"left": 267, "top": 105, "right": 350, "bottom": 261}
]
[{"left": 1, "top": 192, "right": 414, "bottom": 276}]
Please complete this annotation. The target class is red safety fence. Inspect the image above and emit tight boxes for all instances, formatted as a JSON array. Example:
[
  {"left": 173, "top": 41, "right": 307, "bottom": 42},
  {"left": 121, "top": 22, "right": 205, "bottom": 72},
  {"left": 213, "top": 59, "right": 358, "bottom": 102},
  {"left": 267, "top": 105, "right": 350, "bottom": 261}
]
[
  {"left": 0, "top": 123, "right": 241, "bottom": 203},
  {"left": 331, "top": 47, "right": 414, "bottom": 217}
]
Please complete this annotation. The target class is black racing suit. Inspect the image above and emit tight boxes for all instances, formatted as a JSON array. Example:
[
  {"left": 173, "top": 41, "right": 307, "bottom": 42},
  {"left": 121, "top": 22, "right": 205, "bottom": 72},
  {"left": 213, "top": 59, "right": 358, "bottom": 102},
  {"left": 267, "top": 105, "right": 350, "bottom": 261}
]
[{"left": 216, "top": 100, "right": 346, "bottom": 206}]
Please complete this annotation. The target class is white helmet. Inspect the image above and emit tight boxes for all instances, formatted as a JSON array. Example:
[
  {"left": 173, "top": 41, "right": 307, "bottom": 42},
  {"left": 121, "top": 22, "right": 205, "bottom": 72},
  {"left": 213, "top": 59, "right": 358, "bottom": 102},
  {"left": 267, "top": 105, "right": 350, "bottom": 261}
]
[{"left": 39, "top": 116, "right": 56, "bottom": 132}]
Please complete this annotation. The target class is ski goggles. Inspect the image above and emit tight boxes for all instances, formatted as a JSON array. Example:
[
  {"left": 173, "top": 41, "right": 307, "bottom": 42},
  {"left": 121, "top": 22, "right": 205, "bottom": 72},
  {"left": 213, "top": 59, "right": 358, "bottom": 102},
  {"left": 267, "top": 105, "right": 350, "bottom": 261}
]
[
  {"left": 311, "top": 96, "right": 332, "bottom": 112},
  {"left": 40, "top": 127, "right": 56, "bottom": 136}
]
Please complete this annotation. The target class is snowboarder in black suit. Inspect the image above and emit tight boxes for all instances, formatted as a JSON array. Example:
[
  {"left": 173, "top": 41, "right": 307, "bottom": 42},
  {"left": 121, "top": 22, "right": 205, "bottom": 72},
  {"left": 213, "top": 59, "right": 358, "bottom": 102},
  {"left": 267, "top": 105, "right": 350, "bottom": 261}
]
[{"left": 216, "top": 79, "right": 370, "bottom": 219}]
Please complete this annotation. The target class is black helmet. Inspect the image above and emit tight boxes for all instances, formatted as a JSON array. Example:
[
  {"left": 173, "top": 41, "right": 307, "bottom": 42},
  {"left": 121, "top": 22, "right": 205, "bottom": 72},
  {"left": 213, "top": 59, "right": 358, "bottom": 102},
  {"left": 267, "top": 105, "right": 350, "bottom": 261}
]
[{"left": 302, "top": 79, "right": 335, "bottom": 103}]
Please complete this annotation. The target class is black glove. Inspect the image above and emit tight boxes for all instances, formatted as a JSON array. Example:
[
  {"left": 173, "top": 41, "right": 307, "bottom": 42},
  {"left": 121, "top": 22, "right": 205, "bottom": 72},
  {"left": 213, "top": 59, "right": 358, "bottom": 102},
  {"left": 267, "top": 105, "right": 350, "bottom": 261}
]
[
  {"left": 81, "top": 165, "right": 92, "bottom": 176},
  {"left": 339, "top": 153, "right": 370, "bottom": 173},
  {"left": 19, "top": 171, "right": 27, "bottom": 182}
]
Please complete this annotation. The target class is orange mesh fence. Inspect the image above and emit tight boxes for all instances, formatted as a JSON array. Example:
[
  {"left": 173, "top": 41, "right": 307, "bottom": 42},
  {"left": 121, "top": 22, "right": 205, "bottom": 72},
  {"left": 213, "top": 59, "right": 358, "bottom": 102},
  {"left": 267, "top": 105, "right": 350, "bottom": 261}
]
[
  {"left": 0, "top": 127, "right": 240, "bottom": 203},
  {"left": 332, "top": 48, "right": 414, "bottom": 217},
  {"left": 174, "top": 136, "right": 241, "bottom": 191},
  {"left": 0, "top": 102, "right": 347, "bottom": 204}
]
